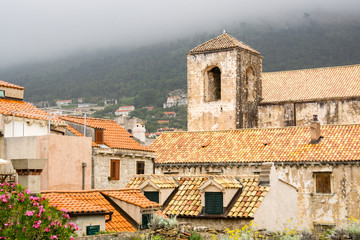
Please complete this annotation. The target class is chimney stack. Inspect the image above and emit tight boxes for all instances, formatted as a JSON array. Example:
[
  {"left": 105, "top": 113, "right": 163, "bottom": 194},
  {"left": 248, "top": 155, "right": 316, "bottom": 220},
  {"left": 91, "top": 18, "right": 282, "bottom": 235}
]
[
  {"left": 259, "top": 162, "right": 273, "bottom": 186},
  {"left": 310, "top": 115, "right": 321, "bottom": 144}
]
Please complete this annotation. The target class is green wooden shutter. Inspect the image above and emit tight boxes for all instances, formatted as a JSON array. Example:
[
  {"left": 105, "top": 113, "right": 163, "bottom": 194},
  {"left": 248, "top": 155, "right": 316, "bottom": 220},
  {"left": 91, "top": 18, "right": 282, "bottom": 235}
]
[
  {"left": 205, "top": 192, "right": 223, "bottom": 214},
  {"left": 144, "top": 191, "right": 159, "bottom": 203}
]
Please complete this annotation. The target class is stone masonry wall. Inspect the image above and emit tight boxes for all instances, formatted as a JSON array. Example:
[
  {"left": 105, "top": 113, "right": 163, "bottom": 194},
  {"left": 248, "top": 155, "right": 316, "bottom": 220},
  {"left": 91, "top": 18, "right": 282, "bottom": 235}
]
[
  {"left": 94, "top": 148, "right": 154, "bottom": 189},
  {"left": 187, "top": 50, "right": 239, "bottom": 131},
  {"left": 258, "top": 99, "right": 360, "bottom": 128}
]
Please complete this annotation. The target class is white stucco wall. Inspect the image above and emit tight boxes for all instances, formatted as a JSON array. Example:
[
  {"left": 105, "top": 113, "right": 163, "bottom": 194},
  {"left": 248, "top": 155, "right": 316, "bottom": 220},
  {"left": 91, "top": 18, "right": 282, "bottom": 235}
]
[{"left": 4, "top": 120, "right": 48, "bottom": 137}]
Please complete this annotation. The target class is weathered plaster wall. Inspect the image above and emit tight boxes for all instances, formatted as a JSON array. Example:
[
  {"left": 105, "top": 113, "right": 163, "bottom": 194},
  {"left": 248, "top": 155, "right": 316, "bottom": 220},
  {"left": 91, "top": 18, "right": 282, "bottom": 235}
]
[
  {"left": 0, "top": 86, "right": 24, "bottom": 100},
  {"left": 254, "top": 164, "right": 298, "bottom": 231},
  {"left": 93, "top": 148, "right": 154, "bottom": 189},
  {"left": 4, "top": 118, "right": 48, "bottom": 137},
  {"left": 71, "top": 215, "right": 106, "bottom": 236},
  {"left": 258, "top": 100, "right": 360, "bottom": 128},
  {"left": 187, "top": 50, "right": 239, "bottom": 131},
  {"left": 110, "top": 196, "right": 141, "bottom": 224},
  {"left": 276, "top": 164, "right": 360, "bottom": 229},
  {"left": 3, "top": 135, "right": 92, "bottom": 191}
]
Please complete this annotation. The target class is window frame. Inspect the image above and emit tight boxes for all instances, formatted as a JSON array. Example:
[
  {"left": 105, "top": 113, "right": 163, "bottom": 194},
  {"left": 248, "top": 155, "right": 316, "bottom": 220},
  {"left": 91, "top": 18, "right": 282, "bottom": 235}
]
[
  {"left": 314, "top": 172, "right": 331, "bottom": 194},
  {"left": 0, "top": 90, "right": 5, "bottom": 98},
  {"left": 136, "top": 161, "right": 145, "bottom": 175},
  {"left": 144, "top": 191, "right": 159, "bottom": 203},
  {"left": 204, "top": 192, "right": 223, "bottom": 215},
  {"left": 110, "top": 159, "right": 120, "bottom": 180}
]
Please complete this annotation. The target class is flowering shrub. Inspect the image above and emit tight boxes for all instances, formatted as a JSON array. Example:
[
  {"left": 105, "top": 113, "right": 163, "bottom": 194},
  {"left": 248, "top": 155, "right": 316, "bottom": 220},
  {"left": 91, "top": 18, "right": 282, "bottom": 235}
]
[{"left": 0, "top": 182, "right": 77, "bottom": 239}]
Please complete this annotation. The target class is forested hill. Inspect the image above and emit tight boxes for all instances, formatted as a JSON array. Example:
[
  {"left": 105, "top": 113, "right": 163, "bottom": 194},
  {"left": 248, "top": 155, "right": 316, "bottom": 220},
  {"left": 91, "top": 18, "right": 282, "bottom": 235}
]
[{"left": 1, "top": 14, "right": 360, "bottom": 107}]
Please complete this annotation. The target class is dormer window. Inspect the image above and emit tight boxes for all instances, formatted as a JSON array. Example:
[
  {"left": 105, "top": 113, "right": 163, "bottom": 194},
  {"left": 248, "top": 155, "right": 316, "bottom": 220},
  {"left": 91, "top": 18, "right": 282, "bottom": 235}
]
[
  {"left": 0, "top": 90, "right": 4, "bottom": 98},
  {"left": 95, "top": 130, "right": 104, "bottom": 144},
  {"left": 205, "top": 192, "right": 223, "bottom": 214}
]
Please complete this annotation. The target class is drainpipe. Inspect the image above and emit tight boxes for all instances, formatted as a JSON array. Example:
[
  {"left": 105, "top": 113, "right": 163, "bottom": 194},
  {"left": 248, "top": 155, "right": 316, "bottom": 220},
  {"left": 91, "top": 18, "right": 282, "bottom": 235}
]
[
  {"left": 83, "top": 114, "right": 86, "bottom": 137},
  {"left": 82, "top": 162, "right": 87, "bottom": 190}
]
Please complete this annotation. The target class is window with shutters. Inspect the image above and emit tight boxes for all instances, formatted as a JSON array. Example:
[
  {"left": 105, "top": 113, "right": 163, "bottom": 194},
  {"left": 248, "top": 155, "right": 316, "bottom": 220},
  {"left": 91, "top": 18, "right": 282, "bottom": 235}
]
[
  {"left": 95, "top": 130, "right": 104, "bottom": 144},
  {"left": 204, "top": 192, "right": 223, "bottom": 214},
  {"left": 315, "top": 172, "right": 331, "bottom": 194},
  {"left": 0, "top": 90, "right": 4, "bottom": 98},
  {"left": 110, "top": 159, "right": 120, "bottom": 180},
  {"left": 144, "top": 191, "right": 159, "bottom": 203},
  {"left": 137, "top": 161, "right": 145, "bottom": 174}
]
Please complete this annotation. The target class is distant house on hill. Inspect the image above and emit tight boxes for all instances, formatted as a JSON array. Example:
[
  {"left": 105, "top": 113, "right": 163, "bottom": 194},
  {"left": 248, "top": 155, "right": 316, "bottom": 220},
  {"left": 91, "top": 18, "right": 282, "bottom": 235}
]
[
  {"left": 61, "top": 115, "right": 155, "bottom": 188},
  {"left": 163, "top": 111, "right": 176, "bottom": 118},
  {"left": 115, "top": 105, "right": 135, "bottom": 116},
  {"left": 56, "top": 99, "right": 72, "bottom": 106}
]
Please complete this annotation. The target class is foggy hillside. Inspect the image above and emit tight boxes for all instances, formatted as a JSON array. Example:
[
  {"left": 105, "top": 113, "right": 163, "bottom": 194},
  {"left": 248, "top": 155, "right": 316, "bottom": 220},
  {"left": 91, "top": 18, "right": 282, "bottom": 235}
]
[{"left": 1, "top": 14, "right": 360, "bottom": 107}]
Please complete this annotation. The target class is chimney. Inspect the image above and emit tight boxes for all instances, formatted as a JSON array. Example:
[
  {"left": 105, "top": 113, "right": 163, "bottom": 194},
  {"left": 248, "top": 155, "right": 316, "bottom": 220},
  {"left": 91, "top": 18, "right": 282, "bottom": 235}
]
[{"left": 310, "top": 115, "right": 321, "bottom": 144}]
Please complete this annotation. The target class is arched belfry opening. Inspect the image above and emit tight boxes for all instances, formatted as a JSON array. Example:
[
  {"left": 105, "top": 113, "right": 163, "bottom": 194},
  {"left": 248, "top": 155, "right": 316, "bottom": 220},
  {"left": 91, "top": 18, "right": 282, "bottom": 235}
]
[
  {"left": 246, "top": 67, "right": 256, "bottom": 102},
  {"left": 206, "top": 67, "right": 221, "bottom": 102}
]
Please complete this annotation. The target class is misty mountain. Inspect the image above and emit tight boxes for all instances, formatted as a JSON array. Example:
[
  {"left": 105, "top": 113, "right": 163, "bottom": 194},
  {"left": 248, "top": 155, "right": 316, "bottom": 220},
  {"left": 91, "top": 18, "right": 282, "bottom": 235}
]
[{"left": 1, "top": 15, "right": 360, "bottom": 107}]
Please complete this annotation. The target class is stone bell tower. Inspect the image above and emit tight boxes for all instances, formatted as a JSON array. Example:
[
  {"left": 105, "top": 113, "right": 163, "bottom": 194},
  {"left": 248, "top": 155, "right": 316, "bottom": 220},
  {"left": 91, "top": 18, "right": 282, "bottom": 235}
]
[{"left": 187, "top": 32, "right": 262, "bottom": 131}]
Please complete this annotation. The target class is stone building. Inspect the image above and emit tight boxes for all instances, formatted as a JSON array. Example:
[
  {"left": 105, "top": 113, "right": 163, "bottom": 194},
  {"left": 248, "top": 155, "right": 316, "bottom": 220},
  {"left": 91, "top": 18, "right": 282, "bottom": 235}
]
[
  {"left": 187, "top": 33, "right": 360, "bottom": 131},
  {"left": 127, "top": 168, "right": 298, "bottom": 231},
  {"left": 61, "top": 116, "right": 155, "bottom": 189},
  {"left": 151, "top": 121, "right": 360, "bottom": 230}
]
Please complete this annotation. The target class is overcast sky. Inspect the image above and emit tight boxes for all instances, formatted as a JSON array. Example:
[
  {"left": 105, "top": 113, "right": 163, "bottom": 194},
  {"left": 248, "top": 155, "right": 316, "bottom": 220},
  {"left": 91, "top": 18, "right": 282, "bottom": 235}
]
[{"left": 1, "top": 0, "right": 360, "bottom": 68}]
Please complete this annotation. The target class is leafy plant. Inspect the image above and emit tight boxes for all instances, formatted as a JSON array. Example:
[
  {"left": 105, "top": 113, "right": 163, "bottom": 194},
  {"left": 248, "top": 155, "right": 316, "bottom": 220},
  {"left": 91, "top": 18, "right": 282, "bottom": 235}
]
[
  {"left": 190, "top": 231, "right": 205, "bottom": 240},
  {"left": 0, "top": 182, "right": 78, "bottom": 239},
  {"left": 148, "top": 214, "right": 177, "bottom": 230}
]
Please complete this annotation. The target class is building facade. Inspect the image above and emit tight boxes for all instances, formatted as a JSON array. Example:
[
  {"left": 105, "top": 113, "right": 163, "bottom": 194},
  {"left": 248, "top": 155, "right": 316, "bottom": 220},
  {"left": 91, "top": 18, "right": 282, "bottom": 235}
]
[{"left": 187, "top": 33, "right": 360, "bottom": 131}]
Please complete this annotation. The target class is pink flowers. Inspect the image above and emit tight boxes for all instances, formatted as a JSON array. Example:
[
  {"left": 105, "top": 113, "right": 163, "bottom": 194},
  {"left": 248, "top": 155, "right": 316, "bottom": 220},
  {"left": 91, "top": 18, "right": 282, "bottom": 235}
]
[
  {"left": 25, "top": 210, "right": 35, "bottom": 216},
  {"left": 50, "top": 235, "right": 58, "bottom": 239},
  {"left": 32, "top": 220, "right": 41, "bottom": 229}
]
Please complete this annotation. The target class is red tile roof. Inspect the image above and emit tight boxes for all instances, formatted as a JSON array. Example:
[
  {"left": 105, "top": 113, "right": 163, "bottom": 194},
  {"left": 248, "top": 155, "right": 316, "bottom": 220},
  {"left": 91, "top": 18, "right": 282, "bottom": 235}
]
[
  {"left": 0, "top": 98, "right": 61, "bottom": 122},
  {"left": 151, "top": 124, "right": 360, "bottom": 164},
  {"left": 66, "top": 125, "right": 99, "bottom": 147},
  {"left": 127, "top": 175, "right": 267, "bottom": 218},
  {"left": 189, "top": 33, "right": 260, "bottom": 55},
  {"left": 262, "top": 64, "right": 360, "bottom": 103},
  {"left": 0, "top": 80, "right": 24, "bottom": 90},
  {"left": 42, "top": 190, "right": 136, "bottom": 232},
  {"left": 102, "top": 189, "right": 161, "bottom": 209},
  {"left": 127, "top": 175, "right": 179, "bottom": 189},
  {"left": 228, "top": 178, "right": 269, "bottom": 218},
  {"left": 60, "top": 116, "right": 152, "bottom": 152}
]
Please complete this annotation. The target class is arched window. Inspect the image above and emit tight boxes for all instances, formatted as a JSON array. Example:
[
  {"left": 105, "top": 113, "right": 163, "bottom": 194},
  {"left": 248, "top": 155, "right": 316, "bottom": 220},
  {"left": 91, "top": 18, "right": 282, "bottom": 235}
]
[{"left": 206, "top": 67, "right": 221, "bottom": 101}]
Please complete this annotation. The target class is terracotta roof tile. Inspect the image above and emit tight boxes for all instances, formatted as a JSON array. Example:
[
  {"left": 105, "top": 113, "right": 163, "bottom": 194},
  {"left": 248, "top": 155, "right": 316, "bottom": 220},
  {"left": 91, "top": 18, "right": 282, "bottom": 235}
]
[
  {"left": 151, "top": 124, "right": 360, "bottom": 164},
  {"left": 60, "top": 116, "right": 152, "bottom": 152},
  {"left": 42, "top": 190, "right": 136, "bottom": 232},
  {"left": 0, "top": 80, "right": 24, "bottom": 90},
  {"left": 102, "top": 189, "right": 160, "bottom": 209},
  {"left": 189, "top": 33, "right": 260, "bottom": 55},
  {"left": 262, "top": 64, "right": 360, "bottom": 103},
  {"left": 0, "top": 98, "right": 62, "bottom": 122},
  {"left": 127, "top": 175, "right": 178, "bottom": 189},
  {"left": 228, "top": 178, "right": 269, "bottom": 218}
]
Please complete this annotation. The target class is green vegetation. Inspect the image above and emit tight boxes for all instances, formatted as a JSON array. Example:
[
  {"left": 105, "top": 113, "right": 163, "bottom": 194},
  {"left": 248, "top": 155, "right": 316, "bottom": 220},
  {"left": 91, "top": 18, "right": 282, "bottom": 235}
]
[
  {"left": 1, "top": 15, "right": 360, "bottom": 108},
  {"left": 0, "top": 183, "right": 77, "bottom": 239}
]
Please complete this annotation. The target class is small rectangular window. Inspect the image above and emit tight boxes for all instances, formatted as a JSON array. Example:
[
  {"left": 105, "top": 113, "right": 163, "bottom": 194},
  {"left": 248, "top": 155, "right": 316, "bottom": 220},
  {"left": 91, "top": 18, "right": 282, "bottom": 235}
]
[
  {"left": 95, "top": 130, "right": 104, "bottom": 144},
  {"left": 144, "top": 191, "right": 159, "bottom": 203},
  {"left": 315, "top": 173, "right": 331, "bottom": 194},
  {"left": 110, "top": 160, "right": 120, "bottom": 180},
  {"left": 0, "top": 90, "right": 4, "bottom": 98},
  {"left": 205, "top": 192, "right": 223, "bottom": 214},
  {"left": 137, "top": 161, "right": 145, "bottom": 174}
]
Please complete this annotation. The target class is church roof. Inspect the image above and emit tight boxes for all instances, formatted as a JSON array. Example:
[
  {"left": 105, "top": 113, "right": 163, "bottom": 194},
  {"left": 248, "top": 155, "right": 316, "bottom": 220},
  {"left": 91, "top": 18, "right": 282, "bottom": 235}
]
[
  {"left": 262, "top": 64, "right": 360, "bottom": 103},
  {"left": 189, "top": 33, "right": 260, "bottom": 55},
  {"left": 151, "top": 124, "right": 360, "bottom": 164}
]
